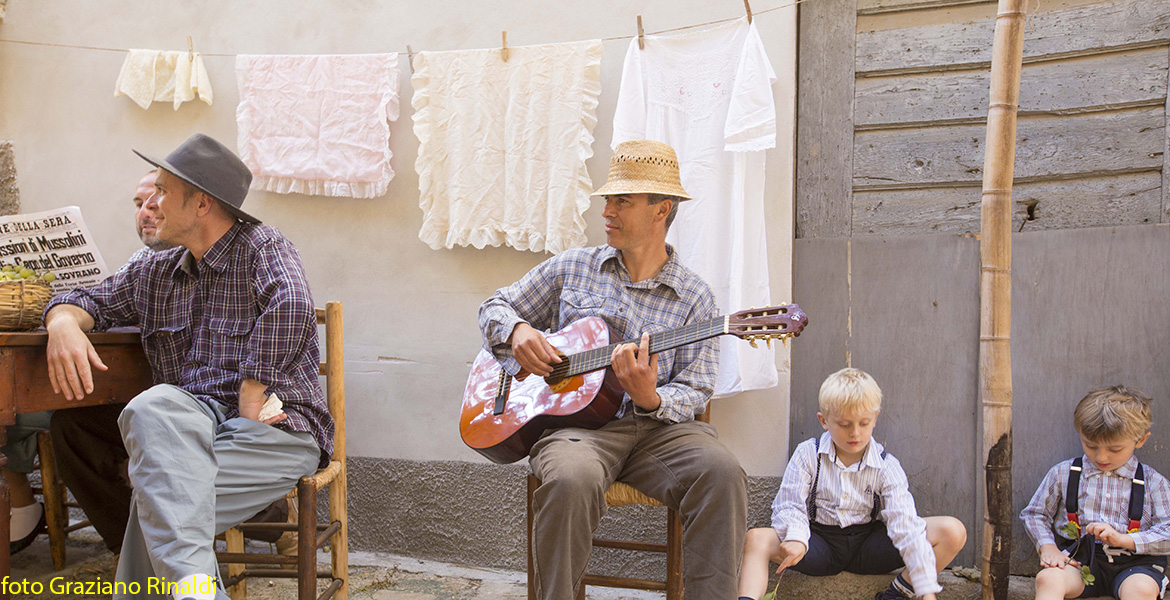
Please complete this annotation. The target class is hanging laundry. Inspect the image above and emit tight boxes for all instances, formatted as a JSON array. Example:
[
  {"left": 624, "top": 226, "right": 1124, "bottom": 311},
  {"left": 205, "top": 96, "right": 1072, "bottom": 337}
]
[
  {"left": 114, "top": 49, "right": 213, "bottom": 110},
  {"left": 235, "top": 54, "right": 399, "bottom": 199},
  {"left": 412, "top": 40, "right": 602, "bottom": 254},
  {"left": 612, "top": 18, "right": 781, "bottom": 397}
]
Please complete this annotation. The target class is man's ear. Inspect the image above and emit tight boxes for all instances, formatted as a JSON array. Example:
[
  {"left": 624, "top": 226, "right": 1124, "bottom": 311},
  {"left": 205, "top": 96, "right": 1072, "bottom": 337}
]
[
  {"left": 196, "top": 192, "right": 217, "bottom": 217},
  {"left": 655, "top": 198, "right": 673, "bottom": 223}
]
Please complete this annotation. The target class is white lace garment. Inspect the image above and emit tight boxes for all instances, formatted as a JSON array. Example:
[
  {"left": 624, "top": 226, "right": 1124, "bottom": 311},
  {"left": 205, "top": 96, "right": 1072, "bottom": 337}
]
[{"left": 412, "top": 40, "right": 602, "bottom": 254}]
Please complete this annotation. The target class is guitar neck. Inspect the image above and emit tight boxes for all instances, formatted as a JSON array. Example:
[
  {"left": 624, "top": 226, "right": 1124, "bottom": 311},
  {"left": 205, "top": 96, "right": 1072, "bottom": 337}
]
[{"left": 560, "top": 315, "right": 729, "bottom": 378}]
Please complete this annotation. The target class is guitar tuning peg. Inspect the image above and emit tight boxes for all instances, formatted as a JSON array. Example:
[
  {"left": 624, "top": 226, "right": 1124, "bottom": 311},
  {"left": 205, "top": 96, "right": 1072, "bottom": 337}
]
[
  {"left": 748, "top": 337, "right": 758, "bottom": 349},
  {"left": 765, "top": 337, "right": 772, "bottom": 349}
]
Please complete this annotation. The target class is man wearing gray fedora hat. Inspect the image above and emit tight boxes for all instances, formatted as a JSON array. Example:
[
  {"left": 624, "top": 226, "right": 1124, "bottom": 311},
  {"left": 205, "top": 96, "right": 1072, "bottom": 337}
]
[
  {"left": 43, "top": 133, "right": 332, "bottom": 599},
  {"left": 479, "top": 139, "right": 748, "bottom": 600}
]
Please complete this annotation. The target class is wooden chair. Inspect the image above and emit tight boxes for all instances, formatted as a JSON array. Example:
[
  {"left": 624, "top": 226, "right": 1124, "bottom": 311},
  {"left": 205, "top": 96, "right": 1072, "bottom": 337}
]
[
  {"left": 217, "top": 301, "right": 348, "bottom": 600},
  {"left": 36, "top": 430, "right": 92, "bottom": 570},
  {"left": 525, "top": 411, "right": 711, "bottom": 600}
]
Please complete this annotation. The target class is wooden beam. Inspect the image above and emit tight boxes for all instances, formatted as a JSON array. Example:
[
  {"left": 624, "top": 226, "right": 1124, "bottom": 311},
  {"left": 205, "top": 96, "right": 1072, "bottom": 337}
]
[
  {"left": 796, "top": 0, "right": 857, "bottom": 238},
  {"left": 855, "top": 47, "right": 1169, "bottom": 130},
  {"left": 853, "top": 171, "right": 1162, "bottom": 236},
  {"left": 856, "top": 0, "right": 1170, "bottom": 76},
  {"left": 853, "top": 107, "right": 1165, "bottom": 189}
]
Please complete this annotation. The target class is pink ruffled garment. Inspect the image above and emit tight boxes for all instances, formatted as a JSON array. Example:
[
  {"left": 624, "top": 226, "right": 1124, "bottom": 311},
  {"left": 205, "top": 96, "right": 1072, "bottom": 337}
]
[
  {"left": 411, "top": 40, "right": 602, "bottom": 254},
  {"left": 235, "top": 54, "right": 400, "bottom": 199}
]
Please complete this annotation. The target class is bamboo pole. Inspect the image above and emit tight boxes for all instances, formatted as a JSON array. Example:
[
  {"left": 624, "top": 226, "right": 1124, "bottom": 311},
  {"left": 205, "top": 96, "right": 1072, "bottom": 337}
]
[{"left": 979, "top": 0, "right": 1026, "bottom": 598}]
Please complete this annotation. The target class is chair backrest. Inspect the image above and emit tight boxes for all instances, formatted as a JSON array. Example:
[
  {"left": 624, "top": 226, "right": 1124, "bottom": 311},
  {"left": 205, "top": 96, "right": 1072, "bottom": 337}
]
[{"left": 316, "top": 301, "right": 345, "bottom": 467}]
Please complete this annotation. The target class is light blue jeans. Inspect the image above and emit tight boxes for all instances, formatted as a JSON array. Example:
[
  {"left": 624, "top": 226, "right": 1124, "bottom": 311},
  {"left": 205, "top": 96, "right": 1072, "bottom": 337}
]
[{"left": 114, "top": 384, "right": 319, "bottom": 599}]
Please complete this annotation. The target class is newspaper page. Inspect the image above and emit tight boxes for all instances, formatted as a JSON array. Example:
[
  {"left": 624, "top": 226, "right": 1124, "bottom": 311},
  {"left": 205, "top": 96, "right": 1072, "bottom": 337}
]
[{"left": 0, "top": 206, "right": 110, "bottom": 293}]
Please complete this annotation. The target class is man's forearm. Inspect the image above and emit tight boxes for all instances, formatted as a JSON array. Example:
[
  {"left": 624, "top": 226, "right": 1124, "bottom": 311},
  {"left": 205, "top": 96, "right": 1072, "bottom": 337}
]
[
  {"left": 44, "top": 304, "right": 96, "bottom": 333},
  {"left": 238, "top": 378, "right": 268, "bottom": 421}
]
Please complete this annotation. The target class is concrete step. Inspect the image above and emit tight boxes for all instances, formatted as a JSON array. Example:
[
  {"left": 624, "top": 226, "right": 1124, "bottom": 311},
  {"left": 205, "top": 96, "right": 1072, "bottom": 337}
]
[{"left": 772, "top": 570, "right": 1110, "bottom": 600}]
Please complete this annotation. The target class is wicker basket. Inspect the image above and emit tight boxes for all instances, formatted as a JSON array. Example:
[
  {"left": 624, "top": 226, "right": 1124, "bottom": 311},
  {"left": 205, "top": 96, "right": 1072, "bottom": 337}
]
[{"left": 0, "top": 279, "right": 54, "bottom": 331}]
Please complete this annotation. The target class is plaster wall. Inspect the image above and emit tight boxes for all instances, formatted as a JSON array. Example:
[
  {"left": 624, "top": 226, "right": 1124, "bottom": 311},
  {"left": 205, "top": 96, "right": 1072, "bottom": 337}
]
[{"left": 0, "top": 0, "right": 797, "bottom": 476}]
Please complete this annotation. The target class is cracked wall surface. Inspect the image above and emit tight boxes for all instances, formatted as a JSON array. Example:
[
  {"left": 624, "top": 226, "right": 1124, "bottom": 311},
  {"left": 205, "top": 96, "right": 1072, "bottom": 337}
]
[{"left": 0, "top": 142, "right": 20, "bottom": 215}]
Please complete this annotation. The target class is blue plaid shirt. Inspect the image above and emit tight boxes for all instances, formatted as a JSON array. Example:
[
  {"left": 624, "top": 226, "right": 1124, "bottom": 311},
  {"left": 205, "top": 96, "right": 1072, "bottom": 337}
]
[
  {"left": 1022, "top": 455, "right": 1170, "bottom": 555},
  {"left": 478, "top": 244, "right": 719, "bottom": 423},
  {"left": 46, "top": 222, "right": 334, "bottom": 464}
]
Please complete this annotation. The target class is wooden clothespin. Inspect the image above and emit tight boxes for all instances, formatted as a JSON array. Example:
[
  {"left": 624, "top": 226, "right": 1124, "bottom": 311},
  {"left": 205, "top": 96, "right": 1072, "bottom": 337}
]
[
  {"left": 406, "top": 45, "right": 415, "bottom": 74},
  {"left": 187, "top": 35, "right": 194, "bottom": 58},
  {"left": 744, "top": 0, "right": 753, "bottom": 23},
  {"left": 637, "top": 15, "right": 645, "bottom": 50},
  {"left": 501, "top": 31, "right": 509, "bottom": 62}
]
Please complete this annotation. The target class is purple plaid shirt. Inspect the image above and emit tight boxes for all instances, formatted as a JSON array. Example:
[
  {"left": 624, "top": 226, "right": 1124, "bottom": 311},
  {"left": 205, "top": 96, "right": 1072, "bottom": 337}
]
[{"left": 46, "top": 222, "right": 334, "bottom": 464}]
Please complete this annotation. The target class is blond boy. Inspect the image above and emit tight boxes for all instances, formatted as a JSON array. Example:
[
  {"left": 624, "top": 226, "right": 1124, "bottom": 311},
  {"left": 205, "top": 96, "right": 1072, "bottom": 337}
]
[
  {"left": 738, "top": 368, "right": 966, "bottom": 600},
  {"left": 1021, "top": 386, "right": 1170, "bottom": 600}
]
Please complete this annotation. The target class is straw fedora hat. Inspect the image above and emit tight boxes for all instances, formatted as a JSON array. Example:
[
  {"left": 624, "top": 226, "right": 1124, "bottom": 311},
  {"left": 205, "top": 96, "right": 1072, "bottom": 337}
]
[{"left": 591, "top": 139, "right": 691, "bottom": 200}]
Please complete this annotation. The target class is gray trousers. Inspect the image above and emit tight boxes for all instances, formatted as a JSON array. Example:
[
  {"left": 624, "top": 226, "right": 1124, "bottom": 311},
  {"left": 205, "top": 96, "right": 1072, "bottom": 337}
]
[
  {"left": 114, "top": 385, "right": 319, "bottom": 599},
  {"left": 529, "top": 413, "right": 747, "bottom": 600}
]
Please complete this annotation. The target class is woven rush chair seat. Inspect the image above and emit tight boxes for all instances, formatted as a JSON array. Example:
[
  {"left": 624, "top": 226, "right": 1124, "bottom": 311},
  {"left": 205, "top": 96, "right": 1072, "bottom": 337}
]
[
  {"left": 604, "top": 482, "right": 663, "bottom": 508},
  {"left": 217, "top": 302, "right": 348, "bottom": 600},
  {"left": 526, "top": 411, "right": 710, "bottom": 600}
]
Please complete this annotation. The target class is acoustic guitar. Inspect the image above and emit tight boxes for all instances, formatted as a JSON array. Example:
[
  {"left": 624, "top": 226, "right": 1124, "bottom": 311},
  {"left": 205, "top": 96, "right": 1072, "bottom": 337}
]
[{"left": 460, "top": 304, "right": 808, "bottom": 464}]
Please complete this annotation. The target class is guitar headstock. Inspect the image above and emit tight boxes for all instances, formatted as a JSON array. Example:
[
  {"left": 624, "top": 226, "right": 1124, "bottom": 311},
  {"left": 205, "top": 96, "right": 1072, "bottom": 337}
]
[{"left": 729, "top": 304, "right": 808, "bottom": 348}]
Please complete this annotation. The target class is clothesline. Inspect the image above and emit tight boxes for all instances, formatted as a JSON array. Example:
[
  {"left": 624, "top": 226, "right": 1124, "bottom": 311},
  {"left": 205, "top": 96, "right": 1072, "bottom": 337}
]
[{"left": 0, "top": 0, "right": 804, "bottom": 59}]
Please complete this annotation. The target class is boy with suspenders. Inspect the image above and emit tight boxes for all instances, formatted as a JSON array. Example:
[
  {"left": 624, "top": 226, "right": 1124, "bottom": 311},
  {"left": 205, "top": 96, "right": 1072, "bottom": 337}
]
[
  {"left": 1022, "top": 386, "right": 1170, "bottom": 600},
  {"left": 738, "top": 368, "right": 967, "bottom": 600}
]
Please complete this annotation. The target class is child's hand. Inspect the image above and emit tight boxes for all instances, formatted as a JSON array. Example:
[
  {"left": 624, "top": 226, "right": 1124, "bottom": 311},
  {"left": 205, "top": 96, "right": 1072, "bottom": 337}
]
[
  {"left": 775, "top": 541, "right": 807, "bottom": 574},
  {"left": 921, "top": 594, "right": 938, "bottom": 600},
  {"left": 1039, "top": 544, "right": 1075, "bottom": 569},
  {"left": 1085, "top": 522, "right": 1135, "bottom": 550}
]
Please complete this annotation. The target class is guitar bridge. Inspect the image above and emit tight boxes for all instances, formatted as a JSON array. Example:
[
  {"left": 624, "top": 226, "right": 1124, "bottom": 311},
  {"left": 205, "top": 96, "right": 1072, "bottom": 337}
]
[{"left": 492, "top": 369, "right": 511, "bottom": 415}]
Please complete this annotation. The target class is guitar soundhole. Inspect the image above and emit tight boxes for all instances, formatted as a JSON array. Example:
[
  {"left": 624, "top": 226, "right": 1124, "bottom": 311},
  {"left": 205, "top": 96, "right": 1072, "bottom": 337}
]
[{"left": 545, "top": 363, "right": 571, "bottom": 386}]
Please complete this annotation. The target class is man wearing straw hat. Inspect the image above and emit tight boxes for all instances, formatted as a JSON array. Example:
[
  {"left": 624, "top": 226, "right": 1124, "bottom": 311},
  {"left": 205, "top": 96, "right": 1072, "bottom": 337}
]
[
  {"left": 480, "top": 139, "right": 747, "bottom": 600},
  {"left": 42, "top": 133, "right": 332, "bottom": 600}
]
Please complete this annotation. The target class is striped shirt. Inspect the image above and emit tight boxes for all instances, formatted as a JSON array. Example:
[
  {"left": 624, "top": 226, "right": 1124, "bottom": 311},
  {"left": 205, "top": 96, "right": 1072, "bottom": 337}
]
[
  {"left": 46, "top": 222, "right": 334, "bottom": 465},
  {"left": 478, "top": 244, "right": 719, "bottom": 423},
  {"left": 771, "top": 432, "right": 940, "bottom": 595},
  {"left": 1021, "top": 455, "right": 1170, "bottom": 555}
]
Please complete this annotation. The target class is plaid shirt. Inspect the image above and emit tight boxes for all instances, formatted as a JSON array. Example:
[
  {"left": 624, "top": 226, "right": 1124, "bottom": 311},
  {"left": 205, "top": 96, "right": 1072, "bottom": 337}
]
[
  {"left": 46, "top": 222, "right": 334, "bottom": 464},
  {"left": 1021, "top": 455, "right": 1170, "bottom": 555},
  {"left": 771, "top": 433, "right": 941, "bottom": 595},
  {"left": 478, "top": 244, "right": 719, "bottom": 423}
]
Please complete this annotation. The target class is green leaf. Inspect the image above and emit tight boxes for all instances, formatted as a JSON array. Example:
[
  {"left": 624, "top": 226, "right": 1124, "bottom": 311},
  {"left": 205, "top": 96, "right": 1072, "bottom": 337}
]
[
  {"left": 1080, "top": 565, "right": 1095, "bottom": 586},
  {"left": 761, "top": 580, "right": 782, "bottom": 600},
  {"left": 1059, "top": 521, "right": 1081, "bottom": 538}
]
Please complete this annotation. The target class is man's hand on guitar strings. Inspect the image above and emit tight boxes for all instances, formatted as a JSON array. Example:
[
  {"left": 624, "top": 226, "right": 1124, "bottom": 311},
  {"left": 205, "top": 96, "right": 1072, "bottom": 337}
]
[
  {"left": 612, "top": 332, "right": 661, "bottom": 411},
  {"left": 509, "top": 322, "right": 562, "bottom": 377}
]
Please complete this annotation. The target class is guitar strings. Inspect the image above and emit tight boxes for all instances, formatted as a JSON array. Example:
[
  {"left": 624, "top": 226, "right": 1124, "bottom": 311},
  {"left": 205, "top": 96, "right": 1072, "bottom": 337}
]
[{"left": 550, "top": 316, "right": 728, "bottom": 380}]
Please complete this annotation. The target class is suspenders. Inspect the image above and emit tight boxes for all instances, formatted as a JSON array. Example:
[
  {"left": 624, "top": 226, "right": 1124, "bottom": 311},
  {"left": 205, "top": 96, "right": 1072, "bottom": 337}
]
[
  {"left": 807, "top": 436, "right": 887, "bottom": 522},
  {"left": 1065, "top": 456, "right": 1146, "bottom": 534}
]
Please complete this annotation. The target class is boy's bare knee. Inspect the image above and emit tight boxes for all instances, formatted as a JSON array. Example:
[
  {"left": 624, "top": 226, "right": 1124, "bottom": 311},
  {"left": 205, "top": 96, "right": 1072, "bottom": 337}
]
[
  {"left": 1034, "top": 567, "right": 1063, "bottom": 589},
  {"left": 1118, "top": 574, "right": 1160, "bottom": 600},
  {"left": 926, "top": 516, "right": 967, "bottom": 548},
  {"left": 941, "top": 516, "right": 967, "bottom": 546},
  {"left": 744, "top": 526, "right": 781, "bottom": 554}
]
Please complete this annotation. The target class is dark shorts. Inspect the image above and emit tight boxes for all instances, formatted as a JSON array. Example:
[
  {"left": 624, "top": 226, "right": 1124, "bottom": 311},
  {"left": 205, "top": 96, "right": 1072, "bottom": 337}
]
[
  {"left": 1060, "top": 538, "right": 1168, "bottom": 599},
  {"left": 791, "top": 520, "right": 905, "bottom": 577}
]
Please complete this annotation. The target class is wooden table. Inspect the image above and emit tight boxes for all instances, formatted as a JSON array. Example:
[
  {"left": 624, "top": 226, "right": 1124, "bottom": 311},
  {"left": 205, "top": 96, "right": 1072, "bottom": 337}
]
[{"left": 0, "top": 329, "right": 152, "bottom": 595}]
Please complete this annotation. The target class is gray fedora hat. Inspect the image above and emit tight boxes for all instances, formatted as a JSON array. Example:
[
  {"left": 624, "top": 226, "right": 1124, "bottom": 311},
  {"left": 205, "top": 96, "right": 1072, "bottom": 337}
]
[{"left": 133, "top": 133, "right": 260, "bottom": 224}]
